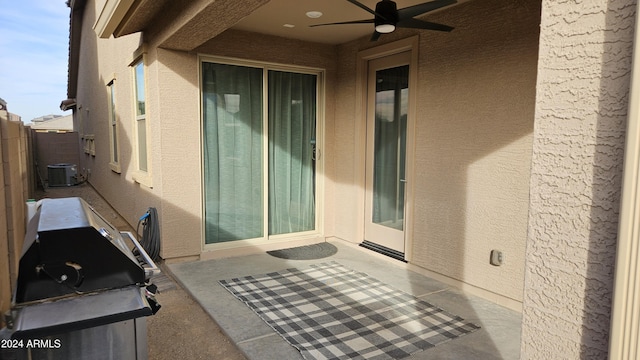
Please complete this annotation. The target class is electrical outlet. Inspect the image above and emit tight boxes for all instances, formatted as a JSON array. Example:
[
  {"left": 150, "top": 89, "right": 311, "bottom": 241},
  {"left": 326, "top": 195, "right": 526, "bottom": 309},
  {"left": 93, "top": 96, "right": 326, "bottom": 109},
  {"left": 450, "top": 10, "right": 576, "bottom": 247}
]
[{"left": 490, "top": 250, "right": 503, "bottom": 266}]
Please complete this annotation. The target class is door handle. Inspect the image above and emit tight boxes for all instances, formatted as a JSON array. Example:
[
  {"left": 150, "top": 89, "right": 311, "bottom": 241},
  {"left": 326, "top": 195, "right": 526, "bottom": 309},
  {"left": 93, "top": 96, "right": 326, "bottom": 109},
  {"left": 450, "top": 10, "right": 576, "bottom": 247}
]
[{"left": 399, "top": 179, "right": 407, "bottom": 183}]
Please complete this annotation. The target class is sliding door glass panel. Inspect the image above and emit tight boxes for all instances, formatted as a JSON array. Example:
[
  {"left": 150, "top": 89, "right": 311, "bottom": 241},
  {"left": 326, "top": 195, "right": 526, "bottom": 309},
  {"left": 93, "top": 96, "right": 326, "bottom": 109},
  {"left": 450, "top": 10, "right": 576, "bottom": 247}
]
[
  {"left": 372, "top": 65, "right": 408, "bottom": 231},
  {"left": 268, "top": 71, "right": 316, "bottom": 235},
  {"left": 203, "top": 63, "right": 264, "bottom": 244}
]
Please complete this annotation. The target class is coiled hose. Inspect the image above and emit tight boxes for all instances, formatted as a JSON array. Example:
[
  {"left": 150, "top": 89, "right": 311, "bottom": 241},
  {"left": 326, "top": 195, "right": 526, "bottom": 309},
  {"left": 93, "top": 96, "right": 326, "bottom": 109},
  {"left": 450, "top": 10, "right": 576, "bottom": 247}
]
[{"left": 137, "top": 207, "right": 160, "bottom": 261}]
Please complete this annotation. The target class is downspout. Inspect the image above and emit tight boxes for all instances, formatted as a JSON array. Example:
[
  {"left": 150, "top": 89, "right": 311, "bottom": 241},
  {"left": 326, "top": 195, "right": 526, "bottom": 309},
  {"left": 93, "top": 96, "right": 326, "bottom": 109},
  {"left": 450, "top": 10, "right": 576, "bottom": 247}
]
[{"left": 609, "top": 2, "right": 640, "bottom": 359}]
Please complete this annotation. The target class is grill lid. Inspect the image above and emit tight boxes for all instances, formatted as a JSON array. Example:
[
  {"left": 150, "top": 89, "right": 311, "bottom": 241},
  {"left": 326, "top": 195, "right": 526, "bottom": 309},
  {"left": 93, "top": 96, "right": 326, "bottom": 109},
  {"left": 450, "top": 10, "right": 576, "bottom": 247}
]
[{"left": 15, "top": 197, "right": 146, "bottom": 304}]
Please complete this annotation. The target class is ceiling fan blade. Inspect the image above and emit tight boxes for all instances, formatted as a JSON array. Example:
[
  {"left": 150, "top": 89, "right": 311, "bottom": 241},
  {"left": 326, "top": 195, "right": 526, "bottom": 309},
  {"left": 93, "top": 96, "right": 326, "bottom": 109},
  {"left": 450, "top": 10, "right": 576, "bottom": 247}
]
[
  {"left": 370, "top": 31, "right": 382, "bottom": 41},
  {"left": 310, "top": 19, "right": 374, "bottom": 27},
  {"left": 397, "top": 0, "right": 457, "bottom": 20},
  {"left": 346, "top": 0, "right": 388, "bottom": 20},
  {"left": 397, "top": 18, "right": 454, "bottom": 32}
]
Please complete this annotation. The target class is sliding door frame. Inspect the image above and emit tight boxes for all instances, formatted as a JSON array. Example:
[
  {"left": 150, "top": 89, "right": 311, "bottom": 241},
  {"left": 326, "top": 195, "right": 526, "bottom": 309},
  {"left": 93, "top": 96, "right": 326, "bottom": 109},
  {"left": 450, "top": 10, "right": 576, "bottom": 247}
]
[{"left": 199, "top": 55, "right": 325, "bottom": 251}]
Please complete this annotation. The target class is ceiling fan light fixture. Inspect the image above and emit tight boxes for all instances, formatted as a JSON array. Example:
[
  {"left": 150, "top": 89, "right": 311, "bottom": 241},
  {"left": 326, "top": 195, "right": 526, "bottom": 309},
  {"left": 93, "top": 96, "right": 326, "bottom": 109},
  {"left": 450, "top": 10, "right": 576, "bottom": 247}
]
[
  {"left": 374, "top": 0, "right": 398, "bottom": 34},
  {"left": 306, "top": 11, "right": 323, "bottom": 19},
  {"left": 375, "top": 23, "right": 395, "bottom": 33}
]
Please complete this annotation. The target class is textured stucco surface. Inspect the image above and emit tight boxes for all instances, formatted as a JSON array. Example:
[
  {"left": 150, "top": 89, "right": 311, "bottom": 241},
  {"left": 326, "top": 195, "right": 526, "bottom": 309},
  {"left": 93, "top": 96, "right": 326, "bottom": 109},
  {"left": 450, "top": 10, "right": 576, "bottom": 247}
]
[
  {"left": 333, "top": 0, "right": 540, "bottom": 303},
  {"left": 80, "top": 0, "right": 537, "bottom": 304},
  {"left": 412, "top": 0, "right": 539, "bottom": 303},
  {"left": 73, "top": 0, "right": 640, "bottom": 356},
  {"left": 75, "top": 0, "right": 163, "bottom": 241},
  {"left": 521, "top": 1, "right": 635, "bottom": 358},
  {"left": 154, "top": 48, "right": 202, "bottom": 258},
  {"left": 149, "top": 0, "right": 269, "bottom": 51},
  {"left": 78, "top": 0, "right": 340, "bottom": 261}
]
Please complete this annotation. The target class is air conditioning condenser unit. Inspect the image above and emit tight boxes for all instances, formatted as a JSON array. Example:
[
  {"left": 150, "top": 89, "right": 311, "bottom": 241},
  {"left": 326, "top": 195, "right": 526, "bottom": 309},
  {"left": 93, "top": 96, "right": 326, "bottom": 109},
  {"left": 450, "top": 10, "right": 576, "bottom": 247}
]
[{"left": 48, "top": 163, "right": 77, "bottom": 187}]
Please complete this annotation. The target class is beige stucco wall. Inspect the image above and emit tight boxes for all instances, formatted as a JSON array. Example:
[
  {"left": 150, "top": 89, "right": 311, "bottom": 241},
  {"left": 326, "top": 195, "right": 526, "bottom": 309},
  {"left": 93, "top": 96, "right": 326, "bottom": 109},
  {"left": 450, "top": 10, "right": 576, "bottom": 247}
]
[
  {"left": 151, "top": 48, "right": 202, "bottom": 259},
  {"left": 521, "top": 0, "right": 634, "bottom": 358},
  {"left": 74, "top": 0, "right": 640, "bottom": 355},
  {"left": 75, "top": 0, "right": 162, "bottom": 246},
  {"left": 77, "top": 0, "right": 339, "bottom": 260},
  {"left": 80, "top": 0, "right": 539, "bottom": 305},
  {"left": 333, "top": 0, "right": 539, "bottom": 303}
]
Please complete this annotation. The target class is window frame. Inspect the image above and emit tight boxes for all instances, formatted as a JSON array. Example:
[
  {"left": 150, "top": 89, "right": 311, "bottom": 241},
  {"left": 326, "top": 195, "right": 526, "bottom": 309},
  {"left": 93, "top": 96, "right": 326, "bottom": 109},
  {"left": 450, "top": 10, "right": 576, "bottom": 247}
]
[{"left": 130, "top": 55, "right": 152, "bottom": 187}]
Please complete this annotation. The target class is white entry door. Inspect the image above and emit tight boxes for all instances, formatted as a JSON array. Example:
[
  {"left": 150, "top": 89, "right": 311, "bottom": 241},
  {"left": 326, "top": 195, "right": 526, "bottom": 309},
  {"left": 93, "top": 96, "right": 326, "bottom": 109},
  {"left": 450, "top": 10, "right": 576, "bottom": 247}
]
[{"left": 364, "top": 51, "right": 411, "bottom": 258}]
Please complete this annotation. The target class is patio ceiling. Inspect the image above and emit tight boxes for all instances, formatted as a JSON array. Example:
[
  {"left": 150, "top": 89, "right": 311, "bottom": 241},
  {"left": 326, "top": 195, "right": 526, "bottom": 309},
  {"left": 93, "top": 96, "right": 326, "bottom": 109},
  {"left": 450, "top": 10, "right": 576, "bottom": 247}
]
[
  {"left": 231, "top": 0, "right": 463, "bottom": 45},
  {"left": 101, "top": 0, "right": 464, "bottom": 50}
]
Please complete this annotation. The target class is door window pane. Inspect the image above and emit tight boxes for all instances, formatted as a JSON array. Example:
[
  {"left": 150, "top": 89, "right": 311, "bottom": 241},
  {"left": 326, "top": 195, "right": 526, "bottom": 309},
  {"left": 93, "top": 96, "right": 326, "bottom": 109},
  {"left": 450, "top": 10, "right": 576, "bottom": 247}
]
[{"left": 372, "top": 65, "right": 408, "bottom": 231}]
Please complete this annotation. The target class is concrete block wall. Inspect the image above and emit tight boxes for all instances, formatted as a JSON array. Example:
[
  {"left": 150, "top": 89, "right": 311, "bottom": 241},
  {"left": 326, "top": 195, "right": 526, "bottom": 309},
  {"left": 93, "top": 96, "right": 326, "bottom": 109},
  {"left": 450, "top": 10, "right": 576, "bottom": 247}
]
[
  {"left": 0, "top": 111, "right": 31, "bottom": 326},
  {"left": 33, "top": 131, "right": 81, "bottom": 183}
]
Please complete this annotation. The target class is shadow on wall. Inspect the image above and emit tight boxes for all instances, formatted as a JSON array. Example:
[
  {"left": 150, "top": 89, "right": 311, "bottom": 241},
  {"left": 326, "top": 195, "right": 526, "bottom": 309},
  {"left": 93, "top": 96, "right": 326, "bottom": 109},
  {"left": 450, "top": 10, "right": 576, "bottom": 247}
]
[
  {"left": 60, "top": 0, "right": 542, "bottom": 358},
  {"left": 327, "top": 0, "right": 539, "bottom": 358},
  {"left": 312, "top": 5, "right": 539, "bottom": 345}
]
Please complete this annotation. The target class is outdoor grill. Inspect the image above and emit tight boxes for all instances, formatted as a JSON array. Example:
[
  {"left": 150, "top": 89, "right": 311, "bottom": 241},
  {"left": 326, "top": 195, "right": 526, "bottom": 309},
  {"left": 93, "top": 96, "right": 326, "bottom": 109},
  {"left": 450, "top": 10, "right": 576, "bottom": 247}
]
[{"left": 1, "top": 197, "right": 160, "bottom": 360}]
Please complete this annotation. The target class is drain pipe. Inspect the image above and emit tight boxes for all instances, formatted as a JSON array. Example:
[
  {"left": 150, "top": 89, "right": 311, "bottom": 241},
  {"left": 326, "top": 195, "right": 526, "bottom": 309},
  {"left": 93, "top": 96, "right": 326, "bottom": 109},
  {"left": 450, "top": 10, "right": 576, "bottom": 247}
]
[{"left": 609, "top": 2, "right": 640, "bottom": 359}]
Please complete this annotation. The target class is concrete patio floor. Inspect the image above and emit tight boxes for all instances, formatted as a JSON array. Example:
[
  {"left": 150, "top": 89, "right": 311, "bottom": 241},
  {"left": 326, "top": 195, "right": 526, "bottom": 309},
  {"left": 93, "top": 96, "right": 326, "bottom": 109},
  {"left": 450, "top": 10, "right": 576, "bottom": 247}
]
[
  {"left": 37, "top": 183, "right": 521, "bottom": 359},
  {"left": 168, "top": 240, "right": 522, "bottom": 360}
]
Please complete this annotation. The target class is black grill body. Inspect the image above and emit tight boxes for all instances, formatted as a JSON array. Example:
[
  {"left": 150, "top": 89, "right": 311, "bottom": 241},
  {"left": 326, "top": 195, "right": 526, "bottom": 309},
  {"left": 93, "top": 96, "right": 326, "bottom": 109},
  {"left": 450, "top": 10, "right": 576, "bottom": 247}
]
[
  {"left": 1, "top": 197, "right": 160, "bottom": 360},
  {"left": 15, "top": 197, "right": 145, "bottom": 303}
]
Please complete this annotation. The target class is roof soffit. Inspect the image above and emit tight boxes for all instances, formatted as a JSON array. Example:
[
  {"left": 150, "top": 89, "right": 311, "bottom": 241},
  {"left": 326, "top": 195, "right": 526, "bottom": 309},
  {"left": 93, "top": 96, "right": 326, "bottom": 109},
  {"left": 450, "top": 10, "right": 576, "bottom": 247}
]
[
  {"left": 113, "top": 0, "right": 170, "bottom": 38},
  {"left": 96, "top": 0, "right": 269, "bottom": 51},
  {"left": 94, "top": 0, "right": 137, "bottom": 38},
  {"left": 153, "top": 0, "right": 270, "bottom": 51}
]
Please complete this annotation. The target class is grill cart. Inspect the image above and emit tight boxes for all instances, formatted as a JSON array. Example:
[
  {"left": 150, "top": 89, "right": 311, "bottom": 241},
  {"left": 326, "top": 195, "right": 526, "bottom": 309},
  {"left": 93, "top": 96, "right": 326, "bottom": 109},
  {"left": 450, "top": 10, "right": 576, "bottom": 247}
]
[{"left": 1, "top": 197, "right": 160, "bottom": 360}]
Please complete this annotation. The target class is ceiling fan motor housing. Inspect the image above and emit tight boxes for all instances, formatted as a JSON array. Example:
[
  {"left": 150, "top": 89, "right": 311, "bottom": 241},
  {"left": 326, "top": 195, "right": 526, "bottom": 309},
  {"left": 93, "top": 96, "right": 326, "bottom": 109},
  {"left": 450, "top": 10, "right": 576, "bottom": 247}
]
[{"left": 375, "top": 0, "right": 399, "bottom": 27}]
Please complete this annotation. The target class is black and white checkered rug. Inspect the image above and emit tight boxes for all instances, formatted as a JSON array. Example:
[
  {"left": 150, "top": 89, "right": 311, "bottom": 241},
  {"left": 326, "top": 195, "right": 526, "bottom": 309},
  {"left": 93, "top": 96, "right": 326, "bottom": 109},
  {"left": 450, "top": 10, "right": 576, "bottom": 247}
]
[{"left": 219, "top": 261, "right": 480, "bottom": 359}]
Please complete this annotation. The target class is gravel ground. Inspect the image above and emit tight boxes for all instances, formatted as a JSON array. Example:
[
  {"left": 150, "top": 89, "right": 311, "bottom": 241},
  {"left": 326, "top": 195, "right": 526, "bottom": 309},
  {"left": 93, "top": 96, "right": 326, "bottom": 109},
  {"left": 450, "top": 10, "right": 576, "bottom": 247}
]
[{"left": 34, "top": 183, "right": 246, "bottom": 360}]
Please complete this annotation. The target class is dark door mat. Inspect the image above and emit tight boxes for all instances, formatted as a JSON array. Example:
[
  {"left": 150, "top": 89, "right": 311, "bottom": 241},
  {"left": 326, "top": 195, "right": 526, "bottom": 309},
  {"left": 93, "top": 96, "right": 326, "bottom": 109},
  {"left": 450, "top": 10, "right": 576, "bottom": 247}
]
[{"left": 267, "top": 242, "right": 338, "bottom": 260}]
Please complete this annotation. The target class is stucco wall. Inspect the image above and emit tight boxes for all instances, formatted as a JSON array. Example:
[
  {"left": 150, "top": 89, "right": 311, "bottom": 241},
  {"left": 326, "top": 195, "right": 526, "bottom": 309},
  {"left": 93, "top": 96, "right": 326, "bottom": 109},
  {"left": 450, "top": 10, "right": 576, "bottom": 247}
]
[
  {"left": 521, "top": 0, "right": 634, "bottom": 358},
  {"left": 79, "top": 0, "right": 340, "bottom": 261},
  {"left": 412, "top": 0, "right": 539, "bottom": 303},
  {"left": 152, "top": 47, "right": 202, "bottom": 258},
  {"left": 75, "top": 0, "right": 162, "bottom": 243},
  {"left": 333, "top": 0, "right": 539, "bottom": 303},
  {"left": 81, "top": 0, "right": 539, "bottom": 305}
]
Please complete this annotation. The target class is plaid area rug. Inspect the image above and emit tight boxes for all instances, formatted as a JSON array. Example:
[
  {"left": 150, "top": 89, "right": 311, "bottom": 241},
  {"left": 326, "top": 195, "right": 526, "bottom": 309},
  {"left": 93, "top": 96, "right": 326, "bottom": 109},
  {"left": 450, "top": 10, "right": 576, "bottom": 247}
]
[{"left": 219, "top": 261, "right": 480, "bottom": 359}]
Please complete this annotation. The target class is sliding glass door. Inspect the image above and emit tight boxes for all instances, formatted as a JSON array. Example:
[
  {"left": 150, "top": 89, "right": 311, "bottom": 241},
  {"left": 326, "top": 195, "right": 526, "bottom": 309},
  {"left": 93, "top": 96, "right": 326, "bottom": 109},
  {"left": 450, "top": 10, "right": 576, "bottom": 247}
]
[
  {"left": 268, "top": 71, "right": 316, "bottom": 235},
  {"left": 202, "top": 61, "right": 317, "bottom": 244}
]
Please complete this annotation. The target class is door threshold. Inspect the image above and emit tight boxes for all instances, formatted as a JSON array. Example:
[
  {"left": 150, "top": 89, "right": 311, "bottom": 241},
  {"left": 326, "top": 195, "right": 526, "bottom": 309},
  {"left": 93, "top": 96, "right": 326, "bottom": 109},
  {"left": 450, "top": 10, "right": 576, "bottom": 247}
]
[{"left": 360, "top": 240, "right": 407, "bottom": 262}]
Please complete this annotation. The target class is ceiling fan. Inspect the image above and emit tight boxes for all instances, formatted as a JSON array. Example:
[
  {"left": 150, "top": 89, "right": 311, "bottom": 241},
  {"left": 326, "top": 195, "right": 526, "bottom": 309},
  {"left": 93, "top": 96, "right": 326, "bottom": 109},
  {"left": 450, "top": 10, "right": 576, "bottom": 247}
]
[{"left": 310, "top": 0, "right": 456, "bottom": 41}]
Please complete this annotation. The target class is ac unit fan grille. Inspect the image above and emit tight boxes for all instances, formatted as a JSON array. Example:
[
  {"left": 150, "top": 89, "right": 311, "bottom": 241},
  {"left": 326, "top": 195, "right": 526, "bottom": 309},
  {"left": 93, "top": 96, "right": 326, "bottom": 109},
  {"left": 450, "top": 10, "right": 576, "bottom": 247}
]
[{"left": 47, "top": 163, "right": 77, "bottom": 187}]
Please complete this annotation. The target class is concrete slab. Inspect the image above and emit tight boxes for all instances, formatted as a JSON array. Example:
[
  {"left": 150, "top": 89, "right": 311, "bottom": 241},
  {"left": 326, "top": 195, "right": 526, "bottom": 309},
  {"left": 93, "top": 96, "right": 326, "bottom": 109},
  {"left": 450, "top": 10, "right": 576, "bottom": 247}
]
[{"left": 168, "top": 240, "right": 522, "bottom": 360}]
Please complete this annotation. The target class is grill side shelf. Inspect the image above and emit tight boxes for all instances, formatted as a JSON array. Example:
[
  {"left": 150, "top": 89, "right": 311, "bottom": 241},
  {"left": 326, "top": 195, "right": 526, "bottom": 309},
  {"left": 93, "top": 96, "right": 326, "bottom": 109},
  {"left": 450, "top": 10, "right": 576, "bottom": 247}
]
[{"left": 10, "top": 286, "right": 153, "bottom": 340}]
